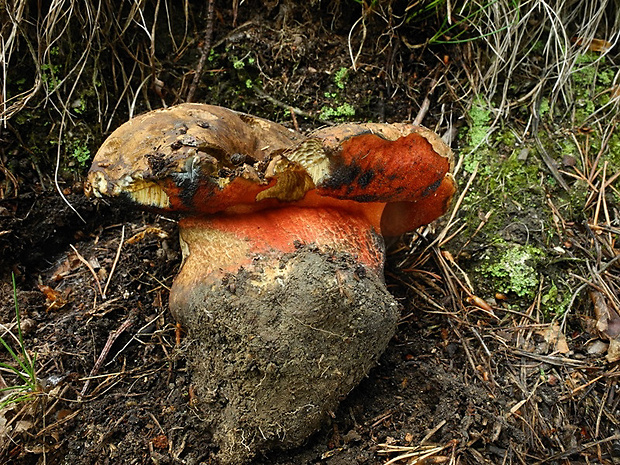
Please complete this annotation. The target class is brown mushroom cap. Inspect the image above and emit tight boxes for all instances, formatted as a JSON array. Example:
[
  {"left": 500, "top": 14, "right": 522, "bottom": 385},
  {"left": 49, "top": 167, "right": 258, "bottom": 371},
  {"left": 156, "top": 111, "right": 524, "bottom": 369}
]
[
  {"left": 86, "top": 103, "right": 305, "bottom": 212},
  {"left": 86, "top": 104, "right": 455, "bottom": 238}
]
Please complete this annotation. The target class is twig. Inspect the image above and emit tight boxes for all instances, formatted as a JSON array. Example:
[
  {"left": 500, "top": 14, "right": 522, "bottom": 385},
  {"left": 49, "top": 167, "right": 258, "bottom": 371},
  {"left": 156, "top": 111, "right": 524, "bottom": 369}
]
[
  {"left": 70, "top": 244, "right": 104, "bottom": 299},
  {"left": 186, "top": 0, "right": 215, "bottom": 102},
  {"left": 54, "top": 115, "right": 86, "bottom": 223},
  {"left": 35, "top": 409, "right": 81, "bottom": 438},
  {"left": 254, "top": 87, "right": 329, "bottom": 123},
  {"left": 106, "top": 310, "right": 166, "bottom": 366},
  {"left": 534, "top": 133, "right": 570, "bottom": 192},
  {"left": 379, "top": 443, "right": 449, "bottom": 465},
  {"left": 289, "top": 107, "right": 300, "bottom": 132},
  {"left": 370, "top": 410, "right": 393, "bottom": 428},
  {"left": 80, "top": 315, "right": 135, "bottom": 397},
  {"left": 103, "top": 225, "right": 125, "bottom": 298},
  {"left": 533, "top": 433, "right": 620, "bottom": 464},
  {"left": 511, "top": 349, "right": 586, "bottom": 368},
  {"left": 430, "top": 161, "right": 478, "bottom": 250},
  {"left": 413, "top": 78, "right": 439, "bottom": 126},
  {"left": 420, "top": 419, "right": 447, "bottom": 445}
]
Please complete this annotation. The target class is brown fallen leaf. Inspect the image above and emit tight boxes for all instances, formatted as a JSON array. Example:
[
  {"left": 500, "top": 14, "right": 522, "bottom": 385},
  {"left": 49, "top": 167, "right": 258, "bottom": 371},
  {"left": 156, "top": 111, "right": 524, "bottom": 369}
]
[
  {"left": 572, "top": 37, "right": 612, "bottom": 53},
  {"left": 38, "top": 285, "right": 67, "bottom": 312},
  {"left": 589, "top": 289, "right": 620, "bottom": 362},
  {"left": 537, "top": 322, "right": 570, "bottom": 354},
  {"left": 51, "top": 254, "right": 82, "bottom": 281},
  {"left": 125, "top": 226, "right": 169, "bottom": 245},
  {"left": 590, "top": 289, "right": 620, "bottom": 337},
  {"left": 607, "top": 339, "right": 620, "bottom": 363}
]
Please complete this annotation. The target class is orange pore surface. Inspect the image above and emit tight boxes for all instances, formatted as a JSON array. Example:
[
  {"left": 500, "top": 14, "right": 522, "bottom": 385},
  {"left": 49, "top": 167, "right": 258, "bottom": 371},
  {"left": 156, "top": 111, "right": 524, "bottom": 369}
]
[
  {"left": 318, "top": 132, "right": 451, "bottom": 202},
  {"left": 179, "top": 205, "right": 387, "bottom": 275},
  {"left": 164, "top": 176, "right": 277, "bottom": 214}
]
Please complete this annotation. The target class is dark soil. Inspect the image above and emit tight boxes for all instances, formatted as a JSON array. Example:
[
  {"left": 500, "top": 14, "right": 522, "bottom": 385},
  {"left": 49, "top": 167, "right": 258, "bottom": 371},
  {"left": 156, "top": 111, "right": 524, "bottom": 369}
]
[{"left": 1, "top": 2, "right": 619, "bottom": 465}]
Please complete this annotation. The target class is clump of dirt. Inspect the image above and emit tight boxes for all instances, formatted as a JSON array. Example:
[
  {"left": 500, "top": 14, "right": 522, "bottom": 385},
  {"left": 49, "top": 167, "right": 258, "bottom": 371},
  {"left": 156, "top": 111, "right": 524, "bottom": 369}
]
[{"left": 176, "top": 246, "right": 400, "bottom": 464}]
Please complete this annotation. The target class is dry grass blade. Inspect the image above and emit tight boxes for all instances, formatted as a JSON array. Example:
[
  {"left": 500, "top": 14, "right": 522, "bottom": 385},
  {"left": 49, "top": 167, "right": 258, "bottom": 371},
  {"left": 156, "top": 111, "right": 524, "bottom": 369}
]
[
  {"left": 378, "top": 441, "right": 452, "bottom": 465},
  {"left": 102, "top": 225, "right": 125, "bottom": 298},
  {"left": 1, "top": 0, "right": 191, "bottom": 159},
  {"left": 70, "top": 244, "right": 104, "bottom": 299}
]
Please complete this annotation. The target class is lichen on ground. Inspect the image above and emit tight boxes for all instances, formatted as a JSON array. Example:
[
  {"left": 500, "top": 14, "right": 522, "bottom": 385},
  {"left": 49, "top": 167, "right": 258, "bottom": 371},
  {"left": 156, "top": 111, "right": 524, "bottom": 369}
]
[
  {"left": 479, "top": 242, "right": 544, "bottom": 298},
  {"left": 454, "top": 50, "right": 619, "bottom": 316}
]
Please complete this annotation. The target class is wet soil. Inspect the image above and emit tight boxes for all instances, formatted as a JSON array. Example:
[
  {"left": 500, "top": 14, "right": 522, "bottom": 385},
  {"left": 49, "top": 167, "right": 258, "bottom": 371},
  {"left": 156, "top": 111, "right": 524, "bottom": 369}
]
[{"left": 180, "top": 247, "right": 399, "bottom": 464}]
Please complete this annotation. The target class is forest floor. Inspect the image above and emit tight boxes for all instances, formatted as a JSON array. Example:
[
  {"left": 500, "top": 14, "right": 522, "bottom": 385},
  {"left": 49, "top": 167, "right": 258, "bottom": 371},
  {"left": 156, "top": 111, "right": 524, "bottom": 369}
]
[{"left": 1, "top": 2, "right": 619, "bottom": 464}]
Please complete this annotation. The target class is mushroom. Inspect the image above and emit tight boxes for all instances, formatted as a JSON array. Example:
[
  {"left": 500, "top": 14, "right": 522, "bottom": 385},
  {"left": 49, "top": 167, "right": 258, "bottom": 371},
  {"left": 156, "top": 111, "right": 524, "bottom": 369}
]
[{"left": 86, "top": 103, "right": 455, "bottom": 464}]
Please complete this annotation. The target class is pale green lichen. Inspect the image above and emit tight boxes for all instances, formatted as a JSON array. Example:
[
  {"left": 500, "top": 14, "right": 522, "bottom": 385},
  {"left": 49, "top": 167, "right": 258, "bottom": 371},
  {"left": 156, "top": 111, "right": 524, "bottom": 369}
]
[
  {"left": 461, "top": 98, "right": 493, "bottom": 174},
  {"left": 481, "top": 244, "right": 544, "bottom": 297},
  {"left": 468, "top": 99, "right": 492, "bottom": 147}
]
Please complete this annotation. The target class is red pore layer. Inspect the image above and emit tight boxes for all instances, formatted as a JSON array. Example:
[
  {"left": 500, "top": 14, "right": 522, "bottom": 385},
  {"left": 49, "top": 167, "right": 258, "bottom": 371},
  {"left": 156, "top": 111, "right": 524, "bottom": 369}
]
[
  {"left": 177, "top": 207, "right": 384, "bottom": 272},
  {"left": 170, "top": 206, "right": 386, "bottom": 313}
]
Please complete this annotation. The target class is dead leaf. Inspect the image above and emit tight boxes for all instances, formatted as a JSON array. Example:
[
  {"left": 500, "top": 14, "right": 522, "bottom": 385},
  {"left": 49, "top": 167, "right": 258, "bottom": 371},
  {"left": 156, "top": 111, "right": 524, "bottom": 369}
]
[
  {"left": 590, "top": 290, "right": 620, "bottom": 338},
  {"left": 38, "top": 285, "right": 67, "bottom": 312},
  {"left": 13, "top": 420, "right": 34, "bottom": 434},
  {"left": 572, "top": 37, "right": 612, "bottom": 53},
  {"left": 537, "top": 322, "right": 570, "bottom": 354},
  {"left": 125, "top": 227, "right": 169, "bottom": 245},
  {"left": 607, "top": 339, "right": 620, "bottom": 363},
  {"left": 51, "top": 254, "right": 82, "bottom": 281},
  {"left": 586, "top": 290, "right": 620, "bottom": 362}
]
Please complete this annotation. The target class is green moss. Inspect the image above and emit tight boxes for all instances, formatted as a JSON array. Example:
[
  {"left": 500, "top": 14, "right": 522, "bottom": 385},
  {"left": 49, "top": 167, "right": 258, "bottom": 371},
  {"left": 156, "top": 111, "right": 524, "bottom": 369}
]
[
  {"left": 541, "top": 282, "right": 572, "bottom": 317},
  {"left": 481, "top": 243, "right": 544, "bottom": 297},
  {"left": 334, "top": 67, "right": 349, "bottom": 90},
  {"left": 571, "top": 53, "right": 616, "bottom": 124},
  {"left": 453, "top": 51, "right": 618, "bottom": 321},
  {"left": 319, "top": 103, "right": 356, "bottom": 121},
  {"left": 41, "top": 62, "right": 61, "bottom": 90},
  {"left": 232, "top": 58, "right": 245, "bottom": 70},
  {"left": 497, "top": 129, "right": 517, "bottom": 147},
  {"left": 73, "top": 98, "right": 87, "bottom": 114},
  {"left": 69, "top": 140, "right": 91, "bottom": 168},
  {"left": 539, "top": 97, "right": 550, "bottom": 117}
]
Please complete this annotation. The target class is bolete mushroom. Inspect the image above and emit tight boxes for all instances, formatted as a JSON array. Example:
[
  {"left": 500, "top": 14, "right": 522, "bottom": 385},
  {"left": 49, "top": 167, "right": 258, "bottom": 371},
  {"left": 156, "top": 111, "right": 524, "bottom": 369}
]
[{"left": 86, "top": 103, "right": 455, "bottom": 464}]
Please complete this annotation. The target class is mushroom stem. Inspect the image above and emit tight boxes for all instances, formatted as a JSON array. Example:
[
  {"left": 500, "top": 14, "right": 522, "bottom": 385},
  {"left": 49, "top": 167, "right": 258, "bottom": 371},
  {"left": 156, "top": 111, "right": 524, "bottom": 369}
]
[{"left": 169, "top": 206, "right": 387, "bottom": 320}]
